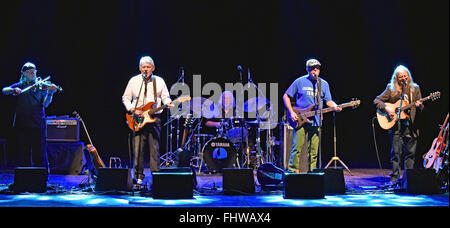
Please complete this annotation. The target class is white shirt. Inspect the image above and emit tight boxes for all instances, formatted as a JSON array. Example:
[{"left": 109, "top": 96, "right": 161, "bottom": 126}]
[{"left": 122, "top": 74, "right": 172, "bottom": 114}]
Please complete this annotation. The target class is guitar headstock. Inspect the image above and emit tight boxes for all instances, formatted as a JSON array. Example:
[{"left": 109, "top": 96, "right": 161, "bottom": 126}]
[
  {"left": 72, "top": 110, "right": 82, "bottom": 121},
  {"left": 429, "top": 91, "right": 441, "bottom": 101},
  {"left": 176, "top": 96, "right": 191, "bottom": 103},
  {"left": 350, "top": 98, "right": 361, "bottom": 109}
]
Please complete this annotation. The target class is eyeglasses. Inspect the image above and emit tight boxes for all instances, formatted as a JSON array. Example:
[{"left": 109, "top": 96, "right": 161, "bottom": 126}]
[{"left": 308, "top": 66, "right": 320, "bottom": 71}]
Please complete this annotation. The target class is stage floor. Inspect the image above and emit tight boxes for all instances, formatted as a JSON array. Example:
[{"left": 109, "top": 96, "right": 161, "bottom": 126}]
[{"left": 0, "top": 168, "right": 448, "bottom": 208}]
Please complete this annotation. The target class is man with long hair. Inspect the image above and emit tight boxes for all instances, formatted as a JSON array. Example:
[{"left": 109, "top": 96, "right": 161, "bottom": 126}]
[{"left": 374, "top": 65, "right": 424, "bottom": 184}]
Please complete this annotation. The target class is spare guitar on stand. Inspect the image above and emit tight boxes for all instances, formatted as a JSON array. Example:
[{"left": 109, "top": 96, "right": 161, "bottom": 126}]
[{"left": 73, "top": 111, "right": 106, "bottom": 173}]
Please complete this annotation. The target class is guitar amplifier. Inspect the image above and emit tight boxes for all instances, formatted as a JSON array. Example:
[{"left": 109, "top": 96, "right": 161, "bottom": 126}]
[{"left": 46, "top": 117, "right": 80, "bottom": 142}]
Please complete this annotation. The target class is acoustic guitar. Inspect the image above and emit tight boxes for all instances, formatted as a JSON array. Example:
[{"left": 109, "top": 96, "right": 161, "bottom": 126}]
[
  {"left": 423, "top": 113, "right": 449, "bottom": 170},
  {"left": 376, "top": 91, "right": 440, "bottom": 130},
  {"left": 287, "top": 99, "right": 360, "bottom": 129},
  {"left": 126, "top": 96, "right": 191, "bottom": 132},
  {"left": 73, "top": 111, "right": 105, "bottom": 170}
]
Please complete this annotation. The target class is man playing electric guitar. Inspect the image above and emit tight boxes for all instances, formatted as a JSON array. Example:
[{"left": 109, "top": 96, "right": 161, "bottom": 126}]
[
  {"left": 283, "top": 59, "right": 341, "bottom": 173},
  {"left": 373, "top": 65, "right": 424, "bottom": 185},
  {"left": 122, "top": 56, "right": 173, "bottom": 187}
]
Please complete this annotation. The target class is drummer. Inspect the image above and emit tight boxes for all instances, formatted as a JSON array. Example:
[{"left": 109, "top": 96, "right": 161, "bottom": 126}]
[{"left": 204, "top": 90, "right": 239, "bottom": 132}]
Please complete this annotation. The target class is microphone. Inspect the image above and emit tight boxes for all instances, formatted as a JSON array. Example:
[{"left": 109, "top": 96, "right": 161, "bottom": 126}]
[{"left": 237, "top": 65, "right": 243, "bottom": 82}]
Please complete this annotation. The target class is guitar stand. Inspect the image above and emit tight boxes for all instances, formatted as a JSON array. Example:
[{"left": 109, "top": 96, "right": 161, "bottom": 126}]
[{"left": 324, "top": 112, "right": 353, "bottom": 175}]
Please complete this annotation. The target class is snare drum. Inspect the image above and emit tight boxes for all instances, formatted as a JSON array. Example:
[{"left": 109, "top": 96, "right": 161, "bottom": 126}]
[{"left": 202, "top": 137, "right": 237, "bottom": 171}]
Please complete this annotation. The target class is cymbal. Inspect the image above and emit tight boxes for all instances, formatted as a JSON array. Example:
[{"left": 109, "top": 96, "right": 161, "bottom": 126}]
[
  {"left": 190, "top": 97, "right": 220, "bottom": 118},
  {"left": 244, "top": 97, "right": 269, "bottom": 112},
  {"left": 246, "top": 120, "right": 262, "bottom": 124}
]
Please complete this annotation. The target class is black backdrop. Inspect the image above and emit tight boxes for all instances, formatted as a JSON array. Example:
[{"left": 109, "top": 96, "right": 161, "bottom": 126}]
[{"left": 0, "top": 0, "right": 448, "bottom": 169}]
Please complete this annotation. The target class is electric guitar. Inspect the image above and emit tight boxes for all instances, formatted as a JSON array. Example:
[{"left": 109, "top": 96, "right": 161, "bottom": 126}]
[
  {"left": 126, "top": 96, "right": 191, "bottom": 132},
  {"left": 423, "top": 113, "right": 449, "bottom": 170},
  {"left": 376, "top": 91, "right": 440, "bottom": 130},
  {"left": 287, "top": 99, "right": 360, "bottom": 129}
]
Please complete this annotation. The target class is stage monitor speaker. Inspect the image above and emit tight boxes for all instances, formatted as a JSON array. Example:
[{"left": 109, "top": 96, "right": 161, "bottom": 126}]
[
  {"left": 46, "top": 117, "right": 80, "bottom": 142},
  {"left": 152, "top": 170, "right": 194, "bottom": 199},
  {"left": 95, "top": 168, "right": 132, "bottom": 192},
  {"left": 313, "top": 168, "right": 346, "bottom": 194},
  {"left": 222, "top": 168, "right": 255, "bottom": 195},
  {"left": 46, "top": 142, "right": 85, "bottom": 175},
  {"left": 283, "top": 172, "right": 324, "bottom": 199},
  {"left": 13, "top": 167, "right": 48, "bottom": 193},
  {"left": 403, "top": 168, "right": 441, "bottom": 194}
]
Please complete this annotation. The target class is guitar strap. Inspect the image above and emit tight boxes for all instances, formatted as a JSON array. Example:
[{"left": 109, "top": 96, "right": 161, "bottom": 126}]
[
  {"left": 152, "top": 76, "right": 157, "bottom": 103},
  {"left": 316, "top": 78, "right": 322, "bottom": 106}
]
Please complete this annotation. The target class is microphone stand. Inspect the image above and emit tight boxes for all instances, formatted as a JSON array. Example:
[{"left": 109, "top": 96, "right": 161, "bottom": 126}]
[
  {"left": 247, "top": 70, "right": 274, "bottom": 164},
  {"left": 237, "top": 66, "right": 245, "bottom": 168},
  {"left": 317, "top": 76, "right": 323, "bottom": 170},
  {"left": 324, "top": 111, "right": 353, "bottom": 175},
  {"left": 130, "top": 73, "right": 146, "bottom": 182}
]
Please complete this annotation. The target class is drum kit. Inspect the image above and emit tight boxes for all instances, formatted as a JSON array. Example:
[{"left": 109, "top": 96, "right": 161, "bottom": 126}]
[{"left": 161, "top": 95, "right": 277, "bottom": 174}]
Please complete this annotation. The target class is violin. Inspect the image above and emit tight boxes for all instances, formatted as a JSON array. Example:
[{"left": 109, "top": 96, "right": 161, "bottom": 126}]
[{"left": 22, "top": 76, "right": 63, "bottom": 93}]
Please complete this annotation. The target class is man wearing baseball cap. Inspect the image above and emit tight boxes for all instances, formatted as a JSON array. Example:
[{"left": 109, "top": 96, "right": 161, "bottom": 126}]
[{"left": 283, "top": 58, "right": 341, "bottom": 173}]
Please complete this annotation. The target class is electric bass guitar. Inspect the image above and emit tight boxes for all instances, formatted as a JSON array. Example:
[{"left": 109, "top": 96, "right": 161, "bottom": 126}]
[
  {"left": 376, "top": 91, "right": 440, "bottom": 130},
  {"left": 423, "top": 113, "right": 449, "bottom": 170},
  {"left": 126, "top": 96, "right": 191, "bottom": 132},
  {"left": 287, "top": 99, "right": 360, "bottom": 129}
]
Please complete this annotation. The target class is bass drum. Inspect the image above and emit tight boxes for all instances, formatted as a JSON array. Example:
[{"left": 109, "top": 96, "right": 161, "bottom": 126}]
[{"left": 202, "top": 137, "right": 237, "bottom": 171}]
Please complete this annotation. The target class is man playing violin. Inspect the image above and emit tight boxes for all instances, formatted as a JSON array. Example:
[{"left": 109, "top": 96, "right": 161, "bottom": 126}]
[{"left": 2, "top": 62, "right": 58, "bottom": 169}]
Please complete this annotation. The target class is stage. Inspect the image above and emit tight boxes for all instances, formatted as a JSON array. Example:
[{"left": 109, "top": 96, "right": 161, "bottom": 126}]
[{"left": 0, "top": 168, "right": 447, "bottom": 208}]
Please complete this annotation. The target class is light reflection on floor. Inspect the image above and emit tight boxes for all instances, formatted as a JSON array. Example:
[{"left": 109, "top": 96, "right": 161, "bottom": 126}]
[{"left": 0, "top": 192, "right": 447, "bottom": 207}]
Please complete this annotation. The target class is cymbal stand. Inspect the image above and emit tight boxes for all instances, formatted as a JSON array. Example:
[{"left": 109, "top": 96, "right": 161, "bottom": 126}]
[
  {"left": 265, "top": 111, "right": 276, "bottom": 164},
  {"left": 160, "top": 67, "right": 185, "bottom": 168},
  {"left": 325, "top": 112, "right": 352, "bottom": 175},
  {"left": 160, "top": 114, "right": 176, "bottom": 168}
]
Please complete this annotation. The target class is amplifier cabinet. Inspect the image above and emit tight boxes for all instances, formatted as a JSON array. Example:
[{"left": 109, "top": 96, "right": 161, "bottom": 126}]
[{"left": 46, "top": 117, "right": 80, "bottom": 142}]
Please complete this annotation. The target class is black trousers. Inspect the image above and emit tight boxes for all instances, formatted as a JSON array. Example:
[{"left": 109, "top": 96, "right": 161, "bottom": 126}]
[
  {"left": 388, "top": 120, "right": 417, "bottom": 180},
  {"left": 15, "top": 127, "right": 48, "bottom": 168},
  {"left": 131, "top": 118, "right": 161, "bottom": 180}
]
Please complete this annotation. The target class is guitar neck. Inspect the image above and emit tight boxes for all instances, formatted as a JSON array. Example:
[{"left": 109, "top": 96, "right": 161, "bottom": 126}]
[
  {"left": 148, "top": 99, "right": 179, "bottom": 115},
  {"left": 304, "top": 102, "right": 354, "bottom": 117},
  {"left": 400, "top": 96, "right": 431, "bottom": 111}
]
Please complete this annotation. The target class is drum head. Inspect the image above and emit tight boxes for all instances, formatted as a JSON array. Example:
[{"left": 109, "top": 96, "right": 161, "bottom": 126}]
[{"left": 202, "top": 137, "right": 237, "bottom": 171}]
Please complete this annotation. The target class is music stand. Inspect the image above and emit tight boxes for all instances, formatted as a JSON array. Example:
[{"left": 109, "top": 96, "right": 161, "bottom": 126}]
[{"left": 325, "top": 112, "right": 353, "bottom": 175}]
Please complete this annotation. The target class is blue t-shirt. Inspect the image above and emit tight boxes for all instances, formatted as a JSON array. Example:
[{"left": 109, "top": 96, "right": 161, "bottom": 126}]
[{"left": 285, "top": 75, "right": 332, "bottom": 126}]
